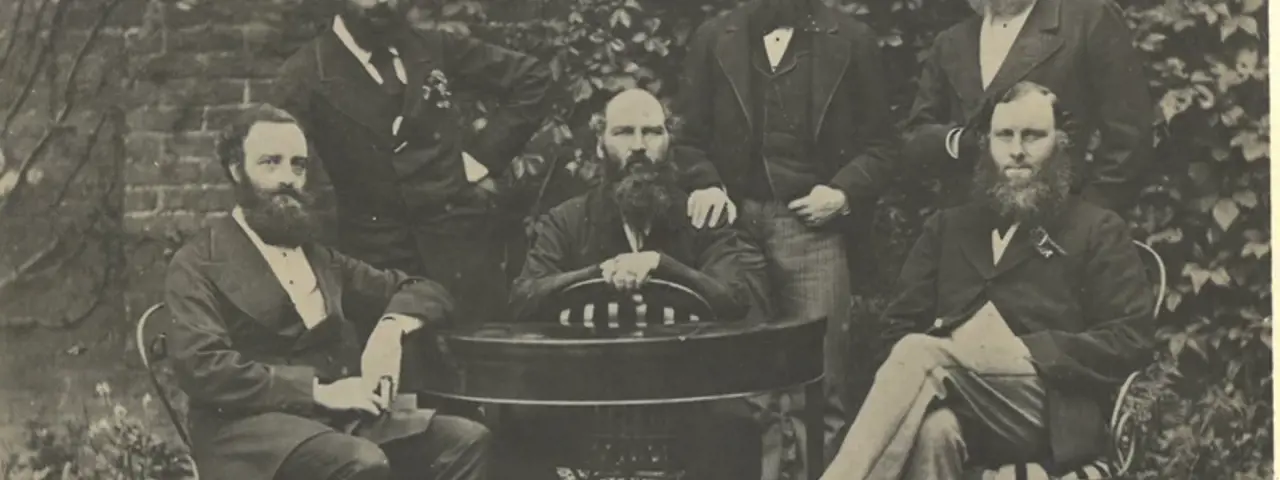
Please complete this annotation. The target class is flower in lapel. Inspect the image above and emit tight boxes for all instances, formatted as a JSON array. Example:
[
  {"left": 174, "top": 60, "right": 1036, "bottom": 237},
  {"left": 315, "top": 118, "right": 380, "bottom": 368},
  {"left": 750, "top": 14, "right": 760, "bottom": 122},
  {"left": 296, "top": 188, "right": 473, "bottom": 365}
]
[
  {"left": 422, "top": 69, "right": 453, "bottom": 109},
  {"left": 1030, "top": 226, "right": 1066, "bottom": 259}
]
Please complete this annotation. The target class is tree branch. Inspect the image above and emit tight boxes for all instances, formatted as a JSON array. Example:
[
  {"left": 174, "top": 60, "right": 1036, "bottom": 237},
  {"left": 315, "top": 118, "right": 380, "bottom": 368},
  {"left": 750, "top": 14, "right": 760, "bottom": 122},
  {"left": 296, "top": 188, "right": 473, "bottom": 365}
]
[
  {"left": 0, "top": 0, "right": 31, "bottom": 78},
  {"left": 0, "top": 0, "right": 61, "bottom": 139},
  {"left": 0, "top": 0, "right": 126, "bottom": 217}
]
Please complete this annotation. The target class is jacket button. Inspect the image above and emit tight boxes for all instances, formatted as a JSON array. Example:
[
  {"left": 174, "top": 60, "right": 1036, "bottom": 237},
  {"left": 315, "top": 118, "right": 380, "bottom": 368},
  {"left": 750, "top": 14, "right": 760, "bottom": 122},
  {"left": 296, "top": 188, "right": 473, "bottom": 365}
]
[
  {"left": 340, "top": 366, "right": 350, "bottom": 376},
  {"left": 932, "top": 319, "right": 943, "bottom": 329}
]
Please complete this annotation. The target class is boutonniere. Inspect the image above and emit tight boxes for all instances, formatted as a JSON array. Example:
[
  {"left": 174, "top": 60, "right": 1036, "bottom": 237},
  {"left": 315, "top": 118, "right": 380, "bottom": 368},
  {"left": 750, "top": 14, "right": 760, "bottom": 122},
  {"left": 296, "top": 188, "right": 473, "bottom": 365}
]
[
  {"left": 1030, "top": 226, "right": 1067, "bottom": 259},
  {"left": 422, "top": 69, "right": 453, "bottom": 109}
]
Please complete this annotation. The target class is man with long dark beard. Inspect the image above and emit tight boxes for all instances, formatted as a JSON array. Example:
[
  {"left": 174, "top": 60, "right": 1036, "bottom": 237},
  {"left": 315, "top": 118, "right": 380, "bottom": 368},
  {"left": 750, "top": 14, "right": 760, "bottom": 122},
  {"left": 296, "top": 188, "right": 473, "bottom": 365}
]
[
  {"left": 503, "top": 89, "right": 769, "bottom": 480},
  {"left": 165, "top": 105, "right": 491, "bottom": 480},
  {"left": 820, "top": 82, "right": 1155, "bottom": 479}
]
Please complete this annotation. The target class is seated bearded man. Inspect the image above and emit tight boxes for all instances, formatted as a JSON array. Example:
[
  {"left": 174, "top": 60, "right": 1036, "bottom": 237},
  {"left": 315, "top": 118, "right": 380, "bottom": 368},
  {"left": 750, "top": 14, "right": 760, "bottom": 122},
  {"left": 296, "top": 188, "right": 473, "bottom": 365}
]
[
  {"left": 165, "top": 105, "right": 490, "bottom": 480},
  {"left": 821, "top": 82, "right": 1156, "bottom": 480},
  {"left": 501, "top": 89, "right": 770, "bottom": 480}
]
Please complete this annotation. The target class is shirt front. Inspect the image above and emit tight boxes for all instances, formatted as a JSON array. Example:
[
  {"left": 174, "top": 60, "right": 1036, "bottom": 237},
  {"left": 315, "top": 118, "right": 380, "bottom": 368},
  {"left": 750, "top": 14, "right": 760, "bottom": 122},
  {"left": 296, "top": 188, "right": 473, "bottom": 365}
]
[
  {"left": 232, "top": 207, "right": 327, "bottom": 328},
  {"left": 331, "top": 15, "right": 489, "bottom": 182},
  {"left": 978, "top": 1, "right": 1036, "bottom": 89}
]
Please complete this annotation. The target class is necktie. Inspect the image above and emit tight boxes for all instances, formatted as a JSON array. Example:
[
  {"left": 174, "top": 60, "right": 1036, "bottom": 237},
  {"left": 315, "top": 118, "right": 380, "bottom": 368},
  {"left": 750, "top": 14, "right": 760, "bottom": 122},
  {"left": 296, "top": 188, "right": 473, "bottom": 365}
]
[{"left": 368, "top": 48, "right": 404, "bottom": 97}]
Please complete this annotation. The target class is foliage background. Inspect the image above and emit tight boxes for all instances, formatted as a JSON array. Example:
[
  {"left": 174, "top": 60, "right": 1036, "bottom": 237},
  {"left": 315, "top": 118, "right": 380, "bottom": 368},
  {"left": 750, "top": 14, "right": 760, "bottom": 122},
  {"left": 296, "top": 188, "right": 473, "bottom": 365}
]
[
  {"left": 425, "top": 0, "right": 1273, "bottom": 477},
  {"left": 0, "top": 0, "right": 1268, "bottom": 478}
]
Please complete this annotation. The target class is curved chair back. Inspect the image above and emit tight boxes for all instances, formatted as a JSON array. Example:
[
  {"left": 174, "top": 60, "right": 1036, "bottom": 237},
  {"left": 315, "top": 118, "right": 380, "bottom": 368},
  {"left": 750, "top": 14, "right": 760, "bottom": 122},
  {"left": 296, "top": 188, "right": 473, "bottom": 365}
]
[
  {"left": 135, "top": 302, "right": 193, "bottom": 448},
  {"left": 1132, "top": 240, "right": 1168, "bottom": 317},
  {"left": 546, "top": 278, "right": 717, "bottom": 329}
]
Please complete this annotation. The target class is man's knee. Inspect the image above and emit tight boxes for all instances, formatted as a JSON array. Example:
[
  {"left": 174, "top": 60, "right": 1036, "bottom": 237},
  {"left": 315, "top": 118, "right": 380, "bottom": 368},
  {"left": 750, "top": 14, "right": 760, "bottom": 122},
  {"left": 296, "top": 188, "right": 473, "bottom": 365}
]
[
  {"left": 331, "top": 435, "right": 392, "bottom": 479},
  {"left": 433, "top": 415, "right": 493, "bottom": 456},
  {"left": 917, "top": 408, "right": 964, "bottom": 452},
  {"left": 885, "top": 333, "right": 950, "bottom": 368}
]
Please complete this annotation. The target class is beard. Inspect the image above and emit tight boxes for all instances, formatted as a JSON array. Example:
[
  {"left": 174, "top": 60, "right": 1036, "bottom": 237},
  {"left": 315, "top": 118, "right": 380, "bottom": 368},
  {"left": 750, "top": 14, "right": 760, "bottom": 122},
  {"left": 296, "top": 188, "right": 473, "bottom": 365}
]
[
  {"left": 234, "top": 175, "right": 319, "bottom": 248},
  {"left": 606, "top": 152, "right": 680, "bottom": 228},
  {"left": 967, "top": 0, "right": 1035, "bottom": 16},
  {"left": 971, "top": 143, "right": 1074, "bottom": 226},
  {"left": 342, "top": 4, "right": 409, "bottom": 49}
]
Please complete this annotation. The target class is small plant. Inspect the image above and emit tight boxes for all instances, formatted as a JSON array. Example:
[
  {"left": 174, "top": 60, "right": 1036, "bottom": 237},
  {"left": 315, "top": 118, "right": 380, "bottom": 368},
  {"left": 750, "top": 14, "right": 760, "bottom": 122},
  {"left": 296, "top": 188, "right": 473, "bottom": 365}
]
[{"left": 2, "top": 382, "right": 195, "bottom": 480}]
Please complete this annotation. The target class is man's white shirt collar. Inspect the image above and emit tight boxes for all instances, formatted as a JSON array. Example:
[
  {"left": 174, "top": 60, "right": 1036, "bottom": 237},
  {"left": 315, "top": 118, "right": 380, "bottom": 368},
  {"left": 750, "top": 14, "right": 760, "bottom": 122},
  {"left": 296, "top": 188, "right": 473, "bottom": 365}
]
[
  {"left": 231, "top": 207, "right": 327, "bottom": 328},
  {"left": 332, "top": 15, "right": 407, "bottom": 85},
  {"left": 978, "top": 1, "right": 1036, "bottom": 89},
  {"left": 763, "top": 27, "right": 795, "bottom": 71}
]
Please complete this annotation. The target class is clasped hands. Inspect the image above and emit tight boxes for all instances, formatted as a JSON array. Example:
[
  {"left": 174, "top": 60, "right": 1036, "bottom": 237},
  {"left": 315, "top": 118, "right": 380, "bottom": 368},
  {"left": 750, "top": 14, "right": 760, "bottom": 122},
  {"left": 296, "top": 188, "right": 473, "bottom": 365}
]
[
  {"left": 314, "top": 316, "right": 422, "bottom": 416},
  {"left": 600, "top": 251, "right": 662, "bottom": 292},
  {"left": 688, "top": 185, "right": 848, "bottom": 228}
]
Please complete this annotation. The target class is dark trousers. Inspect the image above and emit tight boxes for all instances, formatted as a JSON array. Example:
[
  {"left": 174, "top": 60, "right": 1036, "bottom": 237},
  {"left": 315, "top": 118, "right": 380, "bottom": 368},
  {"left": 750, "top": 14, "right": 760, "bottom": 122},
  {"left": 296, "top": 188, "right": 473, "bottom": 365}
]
[
  {"left": 275, "top": 415, "right": 491, "bottom": 480},
  {"left": 493, "top": 404, "right": 761, "bottom": 480}
]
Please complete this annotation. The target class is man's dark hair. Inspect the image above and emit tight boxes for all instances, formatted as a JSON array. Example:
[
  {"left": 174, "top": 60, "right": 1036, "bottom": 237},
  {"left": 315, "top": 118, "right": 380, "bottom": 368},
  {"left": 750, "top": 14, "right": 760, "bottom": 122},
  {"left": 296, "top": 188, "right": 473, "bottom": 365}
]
[
  {"left": 215, "top": 104, "right": 302, "bottom": 181},
  {"left": 971, "top": 81, "right": 1078, "bottom": 147}
]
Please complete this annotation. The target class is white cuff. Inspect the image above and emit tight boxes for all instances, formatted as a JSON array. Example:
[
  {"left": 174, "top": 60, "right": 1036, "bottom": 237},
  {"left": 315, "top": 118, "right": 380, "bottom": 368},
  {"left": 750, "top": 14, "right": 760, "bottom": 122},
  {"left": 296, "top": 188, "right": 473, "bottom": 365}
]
[
  {"left": 945, "top": 128, "right": 963, "bottom": 159},
  {"left": 380, "top": 314, "right": 424, "bottom": 335},
  {"left": 462, "top": 152, "right": 490, "bottom": 182}
]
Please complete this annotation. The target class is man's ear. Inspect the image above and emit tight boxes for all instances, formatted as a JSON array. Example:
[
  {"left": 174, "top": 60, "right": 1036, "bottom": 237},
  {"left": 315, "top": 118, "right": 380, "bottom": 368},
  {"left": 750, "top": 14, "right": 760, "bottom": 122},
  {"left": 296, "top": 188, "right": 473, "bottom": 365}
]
[{"left": 228, "top": 163, "right": 244, "bottom": 184}]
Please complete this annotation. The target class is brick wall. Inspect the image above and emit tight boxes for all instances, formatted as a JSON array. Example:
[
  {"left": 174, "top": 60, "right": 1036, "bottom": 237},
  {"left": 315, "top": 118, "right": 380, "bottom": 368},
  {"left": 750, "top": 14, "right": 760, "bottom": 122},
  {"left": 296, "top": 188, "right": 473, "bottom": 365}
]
[
  {"left": 119, "top": 0, "right": 332, "bottom": 314},
  {"left": 122, "top": 0, "right": 328, "bottom": 236}
]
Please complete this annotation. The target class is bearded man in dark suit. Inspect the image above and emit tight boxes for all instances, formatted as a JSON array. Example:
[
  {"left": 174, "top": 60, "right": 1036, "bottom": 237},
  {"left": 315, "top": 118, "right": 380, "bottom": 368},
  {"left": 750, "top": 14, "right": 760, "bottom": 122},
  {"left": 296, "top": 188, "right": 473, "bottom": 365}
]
[
  {"left": 821, "top": 82, "right": 1155, "bottom": 479},
  {"left": 273, "top": 0, "right": 553, "bottom": 331},
  {"left": 673, "top": 0, "right": 898, "bottom": 477},
  {"left": 904, "top": 0, "right": 1152, "bottom": 213},
  {"left": 165, "top": 105, "right": 490, "bottom": 480}
]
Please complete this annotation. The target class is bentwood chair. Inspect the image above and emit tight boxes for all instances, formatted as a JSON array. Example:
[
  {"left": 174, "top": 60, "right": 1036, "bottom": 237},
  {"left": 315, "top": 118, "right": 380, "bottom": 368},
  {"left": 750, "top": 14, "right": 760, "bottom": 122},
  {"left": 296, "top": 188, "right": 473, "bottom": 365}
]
[
  {"left": 136, "top": 302, "right": 200, "bottom": 478},
  {"left": 538, "top": 278, "right": 718, "bottom": 480},
  {"left": 974, "top": 240, "right": 1167, "bottom": 480}
]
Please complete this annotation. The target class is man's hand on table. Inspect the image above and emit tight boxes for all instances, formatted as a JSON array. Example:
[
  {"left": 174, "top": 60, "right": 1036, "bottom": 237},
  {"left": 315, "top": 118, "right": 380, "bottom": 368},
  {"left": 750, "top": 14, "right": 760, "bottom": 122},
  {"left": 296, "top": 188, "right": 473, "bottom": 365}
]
[{"left": 600, "top": 251, "right": 661, "bottom": 291}]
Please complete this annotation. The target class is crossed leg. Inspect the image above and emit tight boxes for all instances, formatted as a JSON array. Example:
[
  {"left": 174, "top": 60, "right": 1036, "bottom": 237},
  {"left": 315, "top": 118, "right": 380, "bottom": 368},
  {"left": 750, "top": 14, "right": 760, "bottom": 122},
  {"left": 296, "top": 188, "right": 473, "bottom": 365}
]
[{"left": 821, "top": 330, "right": 1051, "bottom": 480}]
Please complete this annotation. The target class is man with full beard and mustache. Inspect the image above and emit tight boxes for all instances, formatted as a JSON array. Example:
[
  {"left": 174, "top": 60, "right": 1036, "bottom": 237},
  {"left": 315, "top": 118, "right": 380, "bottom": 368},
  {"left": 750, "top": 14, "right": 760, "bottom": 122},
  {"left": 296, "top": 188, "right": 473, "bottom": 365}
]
[
  {"left": 503, "top": 89, "right": 769, "bottom": 480},
  {"left": 820, "top": 82, "right": 1155, "bottom": 479},
  {"left": 165, "top": 105, "right": 491, "bottom": 480},
  {"left": 902, "top": 0, "right": 1151, "bottom": 214}
]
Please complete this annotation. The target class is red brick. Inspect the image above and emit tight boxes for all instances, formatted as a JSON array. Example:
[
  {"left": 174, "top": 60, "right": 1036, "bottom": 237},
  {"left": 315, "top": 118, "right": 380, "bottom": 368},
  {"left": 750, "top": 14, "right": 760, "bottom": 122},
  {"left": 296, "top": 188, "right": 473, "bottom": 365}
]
[
  {"left": 124, "top": 211, "right": 228, "bottom": 235},
  {"left": 247, "top": 79, "right": 282, "bottom": 103},
  {"left": 163, "top": 132, "right": 219, "bottom": 158},
  {"left": 124, "top": 186, "right": 160, "bottom": 213},
  {"left": 199, "top": 51, "right": 281, "bottom": 79},
  {"left": 125, "top": 133, "right": 165, "bottom": 164},
  {"left": 204, "top": 105, "right": 250, "bottom": 131},
  {"left": 148, "top": 78, "right": 245, "bottom": 107},
  {"left": 125, "top": 157, "right": 225, "bottom": 185},
  {"left": 167, "top": 24, "right": 244, "bottom": 53},
  {"left": 126, "top": 106, "right": 204, "bottom": 133},
  {"left": 158, "top": 185, "right": 234, "bottom": 212}
]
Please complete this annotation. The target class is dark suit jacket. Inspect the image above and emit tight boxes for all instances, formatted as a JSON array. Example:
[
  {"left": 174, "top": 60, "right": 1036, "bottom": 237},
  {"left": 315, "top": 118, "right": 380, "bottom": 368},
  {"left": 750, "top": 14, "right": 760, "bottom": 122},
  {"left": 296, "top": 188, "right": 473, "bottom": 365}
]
[
  {"left": 274, "top": 25, "right": 553, "bottom": 268},
  {"left": 879, "top": 198, "right": 1155, "bottom": 468},
  {"left": 165, "top": 217, "right": 454, "bottom": 480},
  {"left": 903, "top": 0, "right": 1152, "bottom": 212},
  {"left": 672, "top": 0, "right": 897, "bottom": 228},
  {"left": 510, "top": 186, "right": 770, "bottom": 323}
]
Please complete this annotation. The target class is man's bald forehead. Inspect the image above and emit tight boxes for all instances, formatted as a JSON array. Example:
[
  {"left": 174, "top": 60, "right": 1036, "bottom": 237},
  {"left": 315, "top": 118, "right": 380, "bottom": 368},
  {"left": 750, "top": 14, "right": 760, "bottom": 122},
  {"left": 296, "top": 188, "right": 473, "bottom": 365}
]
[
  {"left": 605, "top": 89, "right": 666, "bottom": 123},
  {"left": 991, "top": 89, "right": 1056, "bottom": 130}
]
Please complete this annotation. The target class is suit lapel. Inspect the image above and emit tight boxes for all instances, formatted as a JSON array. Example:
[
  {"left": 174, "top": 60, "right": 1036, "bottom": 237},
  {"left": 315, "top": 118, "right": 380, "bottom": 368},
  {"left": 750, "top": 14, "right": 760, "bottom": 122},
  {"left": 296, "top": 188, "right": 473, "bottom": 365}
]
[
  {"left": 992, "top": 226, "right": 1037, "bottom": 276},
  {"left": 714, "top": 4, "right": 758, "bottom": 131},
  {"left": 983, "top": 0, "right": 1064, "bottom": 97},
  {"left": 315, "top": 30, "right": 396, "bottom": 145},
  {"left": 809, "top": 5, "right": 849, "bottom": 140},
  {"left": 941, "top": 18, "right": 986, "bottom": 106},
  {"left": 954, "top": 205, "right": 997, "bottom": 280},
  {"left": 207, "top": 218, "right": 296, "bottom": 331},
  {"left": 394, "top": 28, "right": 442, "bottom": 123}
]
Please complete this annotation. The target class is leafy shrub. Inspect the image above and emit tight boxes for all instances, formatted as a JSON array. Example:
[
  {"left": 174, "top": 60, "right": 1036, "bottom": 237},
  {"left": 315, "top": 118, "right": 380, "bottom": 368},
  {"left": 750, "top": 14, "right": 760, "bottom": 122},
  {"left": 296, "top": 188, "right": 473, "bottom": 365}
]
[
  {"left": 2, "top": 382, "right": 194, "bottom": 480},
  {"left": 430, "top": 0, "right": 1271, "bottom": 477}
]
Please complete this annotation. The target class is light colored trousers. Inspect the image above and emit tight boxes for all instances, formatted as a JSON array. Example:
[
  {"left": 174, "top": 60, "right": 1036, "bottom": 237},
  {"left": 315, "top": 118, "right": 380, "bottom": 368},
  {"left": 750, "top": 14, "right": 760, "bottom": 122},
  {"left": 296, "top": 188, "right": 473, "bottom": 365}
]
[
  {"left": 821, "top": 305, "right": 1051, "bottom": 480},
  {"left": 740, "top": 200, "right": 851, "bottom": 480}
]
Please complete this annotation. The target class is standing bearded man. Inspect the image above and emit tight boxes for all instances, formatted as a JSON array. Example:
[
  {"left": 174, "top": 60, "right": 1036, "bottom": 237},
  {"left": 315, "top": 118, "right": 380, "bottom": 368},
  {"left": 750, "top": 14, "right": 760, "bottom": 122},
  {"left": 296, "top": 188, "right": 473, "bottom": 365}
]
[
  {"left": 821, "top": 82, "right": 1155, "bottom": 479},
  {"left": 674, "top": 0, "right": 897, "bottom": 478},
  {"left": 274, "top": 0, "right": 553, "bottom": 335},
  {"left": 904, "top": 0, "right": 1151, "bottom": 213}
]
